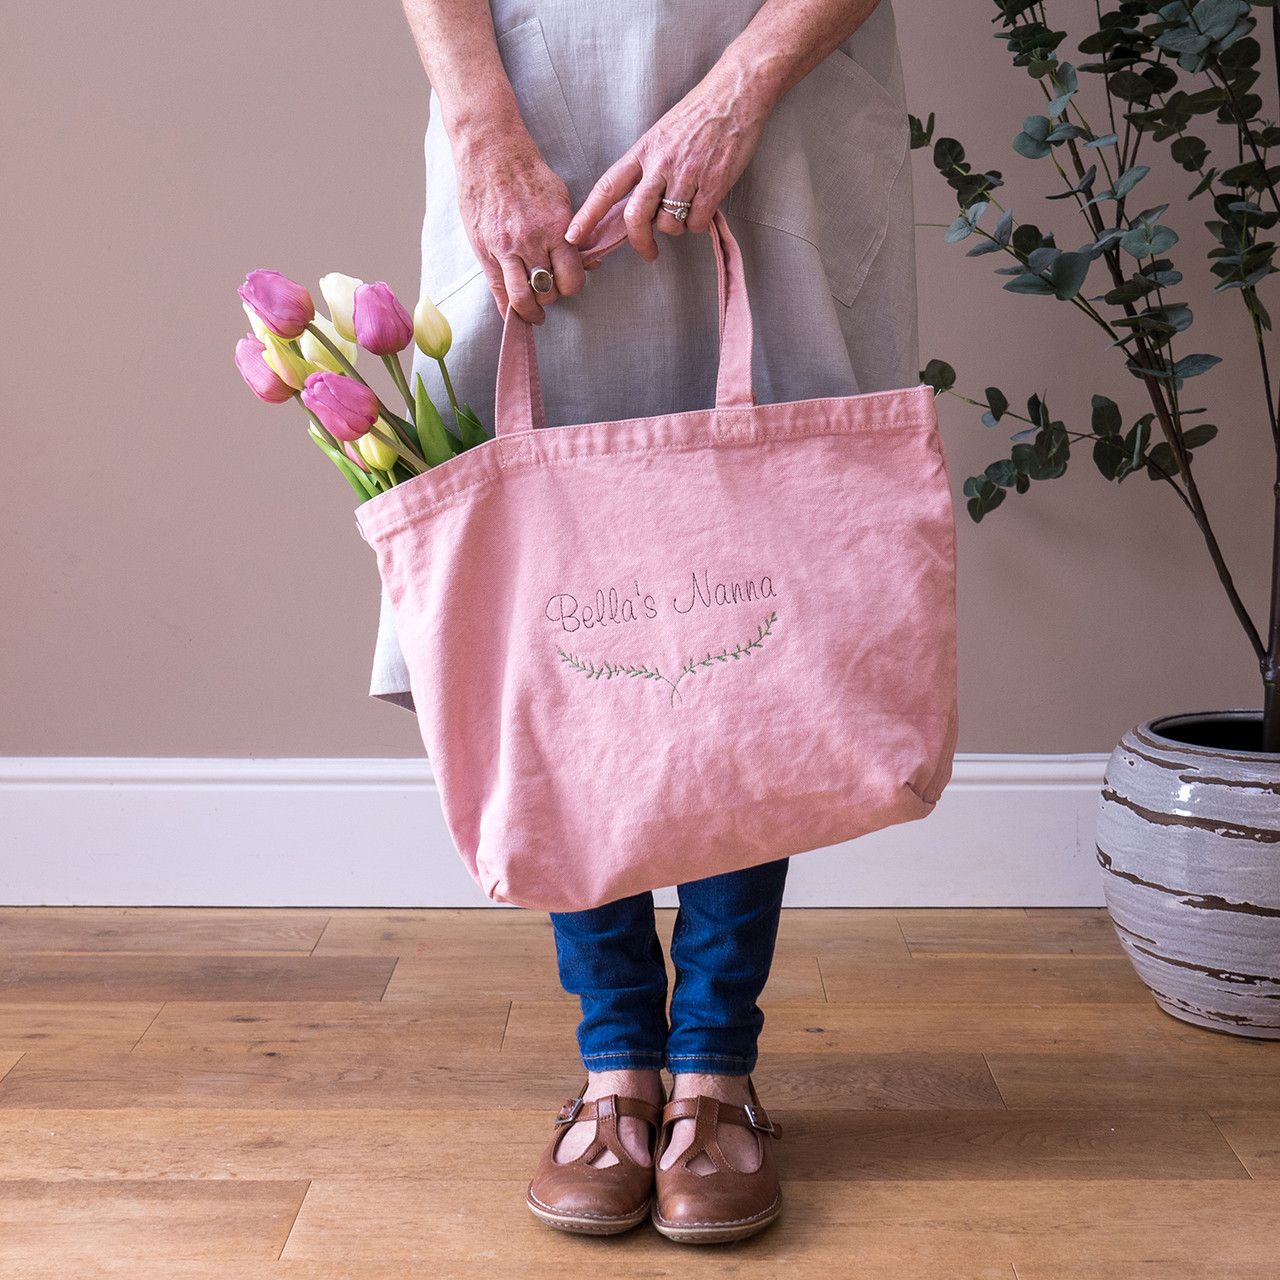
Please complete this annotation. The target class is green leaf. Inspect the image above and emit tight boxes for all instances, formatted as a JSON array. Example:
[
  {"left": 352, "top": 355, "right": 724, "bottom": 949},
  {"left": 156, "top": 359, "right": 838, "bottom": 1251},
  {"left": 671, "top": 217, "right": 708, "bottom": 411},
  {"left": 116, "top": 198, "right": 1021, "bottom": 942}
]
[
  {"left": 1172, "top": 352, "right": 1222, "bottom": 378},
  {"left": 1050, "top": 250, "right": 1091, "bottom": 299},
  {"left": 1107, "top": 69, "right": 1154, "bottom": 102},
  {"left": 922, "top": 359, "right": 957, "bottom": 394},
  {"left": 1146, "top": 440, "right": 1179, "bottom": 479},
  {"left": 1112, "top": 165, "right": 1151, "bottom": 199},
  {"left": 985, "top": 459, "right": 1021, "bottom": 487},
  {"left": 454, "top": 402, "right": 491, "bottom": 449},
  {"left": 1120, "top": 222, "right": 1179, "bottom": 258},
  {"left": 1093, "top": 432, "right": 1131, "bottom": 480},
  {"left": 1104, "top": 277, "right": 1159, "bottom": 303},
  {"left": 1004, "top": 272, "right": 1058, "bottom": 294},
  {"left": 1091, "top": 394, "right": 1122, "bottom": 436},
  {"left": 963, "top": 476, "right": 1007, "bottom": 522},
  {"left": 933, "top": 137, "right": 966, "bottom": 171},
  {"left": 1182, "top": 422, "right": 1219, "bottom": 448},
  {"left": 909, "top": 112, "right": 935, "bottom": 149},
  {"left": 1170, "top": 135, "right": 1210, "bottom": 171},
  {"left": 986, "top": 387, "right": 1010, "bottom": 421},
  {"left": 413, "top": 373, "right": 455, "bottom": 466}
]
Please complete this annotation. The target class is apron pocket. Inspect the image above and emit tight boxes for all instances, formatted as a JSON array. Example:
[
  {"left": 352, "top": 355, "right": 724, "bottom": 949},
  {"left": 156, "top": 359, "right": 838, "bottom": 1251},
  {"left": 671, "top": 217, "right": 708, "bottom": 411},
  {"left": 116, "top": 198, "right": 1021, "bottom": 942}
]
[{"left": 723, "top": 48, "right": 908, "bottom": 308}]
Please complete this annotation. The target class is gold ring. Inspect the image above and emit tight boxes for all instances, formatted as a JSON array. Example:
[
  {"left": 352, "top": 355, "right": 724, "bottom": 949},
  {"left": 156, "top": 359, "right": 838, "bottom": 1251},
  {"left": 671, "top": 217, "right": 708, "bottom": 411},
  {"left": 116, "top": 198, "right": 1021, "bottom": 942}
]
[{"left": 529, "top": 268, "right": 554, "bottom": 294}]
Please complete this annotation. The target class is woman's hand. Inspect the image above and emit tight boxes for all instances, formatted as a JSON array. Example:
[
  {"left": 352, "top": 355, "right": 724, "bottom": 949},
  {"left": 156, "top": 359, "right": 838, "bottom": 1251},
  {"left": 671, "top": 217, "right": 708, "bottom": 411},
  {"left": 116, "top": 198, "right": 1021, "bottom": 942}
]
[
  {"left": 567, "top": 71, "right": 771, "bottom": 262},
  {"left": 455, "top": 128, "right": 587, "bottom": 324}
]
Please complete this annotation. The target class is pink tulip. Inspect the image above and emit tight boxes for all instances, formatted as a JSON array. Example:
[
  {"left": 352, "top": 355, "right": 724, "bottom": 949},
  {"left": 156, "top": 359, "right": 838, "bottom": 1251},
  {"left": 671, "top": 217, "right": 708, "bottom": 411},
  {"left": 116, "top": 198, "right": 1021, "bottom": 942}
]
[
  {"left": 238, "top": 269, "right": 315, "bottom": 340},
  {"left": 234, "top": 334, "right": 294, "bottom": 404},
  {"left": 300, "top": 371, "right": 379, "bottom": 442},
  {"left": 353, "top": 282, "right": 413, "bottom": 354}
]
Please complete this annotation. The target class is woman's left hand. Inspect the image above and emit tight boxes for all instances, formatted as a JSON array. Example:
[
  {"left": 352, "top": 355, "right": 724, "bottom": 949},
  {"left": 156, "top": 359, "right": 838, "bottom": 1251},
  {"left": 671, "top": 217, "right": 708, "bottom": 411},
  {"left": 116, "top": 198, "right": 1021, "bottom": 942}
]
[{"left": 566, "top": 70, "right": 772, "bottom": 261}]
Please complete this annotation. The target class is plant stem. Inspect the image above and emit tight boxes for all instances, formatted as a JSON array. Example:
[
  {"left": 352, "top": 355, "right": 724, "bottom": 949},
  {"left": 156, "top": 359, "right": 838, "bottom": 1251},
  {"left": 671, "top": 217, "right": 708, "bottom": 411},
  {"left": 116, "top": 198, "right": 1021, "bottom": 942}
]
[
  {"left": 436, "top": 356, "right": 460, "bottom": 418},
  {"left": 382, "top": 353, "right": 415, "bottom": 415}
]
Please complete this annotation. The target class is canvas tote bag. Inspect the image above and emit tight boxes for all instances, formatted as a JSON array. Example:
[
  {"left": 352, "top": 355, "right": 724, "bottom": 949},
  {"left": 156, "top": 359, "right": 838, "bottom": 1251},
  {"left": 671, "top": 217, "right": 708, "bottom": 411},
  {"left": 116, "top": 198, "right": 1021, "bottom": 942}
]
[{"left": 356, "top": 210, "right": 957, "bottom": 911}]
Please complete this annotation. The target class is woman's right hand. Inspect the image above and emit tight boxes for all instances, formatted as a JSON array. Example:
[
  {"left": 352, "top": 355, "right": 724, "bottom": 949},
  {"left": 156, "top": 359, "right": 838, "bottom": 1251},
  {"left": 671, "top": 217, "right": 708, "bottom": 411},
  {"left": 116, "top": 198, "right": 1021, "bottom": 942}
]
[{"left": 454, "top": 128, "right": 587, "bottom": 325}]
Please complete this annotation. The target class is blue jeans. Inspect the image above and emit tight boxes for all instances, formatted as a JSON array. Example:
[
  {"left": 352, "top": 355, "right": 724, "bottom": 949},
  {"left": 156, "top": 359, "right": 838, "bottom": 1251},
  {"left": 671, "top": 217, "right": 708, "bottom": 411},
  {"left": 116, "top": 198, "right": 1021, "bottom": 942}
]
[{"left": 549, "top": 859, "right": 789, "bottom": 1075}]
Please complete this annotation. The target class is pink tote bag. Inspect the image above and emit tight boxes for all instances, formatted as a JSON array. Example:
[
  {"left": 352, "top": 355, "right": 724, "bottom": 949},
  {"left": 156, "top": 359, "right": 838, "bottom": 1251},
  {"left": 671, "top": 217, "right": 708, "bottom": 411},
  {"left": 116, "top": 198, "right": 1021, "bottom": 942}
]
[{"left": 356, "top": 211, "right": 957, "bottom": 911}]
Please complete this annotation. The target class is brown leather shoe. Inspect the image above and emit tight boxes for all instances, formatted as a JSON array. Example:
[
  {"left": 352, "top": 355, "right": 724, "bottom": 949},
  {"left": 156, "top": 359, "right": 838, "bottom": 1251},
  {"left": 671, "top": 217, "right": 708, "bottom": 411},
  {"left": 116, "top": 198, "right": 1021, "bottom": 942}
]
[
  {"left": 651, "top": 1078, "right": 782, "bottom": 1244},
  {"left": 526, "top": 1085, "right": 664, "bottom": 1235}
]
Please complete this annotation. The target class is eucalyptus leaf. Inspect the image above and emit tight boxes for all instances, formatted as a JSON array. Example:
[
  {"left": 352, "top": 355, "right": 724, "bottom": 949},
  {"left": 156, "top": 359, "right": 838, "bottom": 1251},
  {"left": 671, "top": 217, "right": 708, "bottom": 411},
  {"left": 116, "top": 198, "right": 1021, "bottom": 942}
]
[
  {"left": 1173, "top": 352, "right": 1222, "bottom": 378},
  {"left": 1091, "top": 394, "right": 1122, "bottom": 436},
  {"left": 922, "top": 359, "right": 957, "bottom": 394}
]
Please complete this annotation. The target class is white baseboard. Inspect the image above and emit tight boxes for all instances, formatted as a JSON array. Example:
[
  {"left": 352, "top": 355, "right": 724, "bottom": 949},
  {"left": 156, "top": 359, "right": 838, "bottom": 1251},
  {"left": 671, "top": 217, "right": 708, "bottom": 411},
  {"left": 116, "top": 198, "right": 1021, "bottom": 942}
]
[{"left": 0, "top": 756, "right": 1109, "bottom": 908}]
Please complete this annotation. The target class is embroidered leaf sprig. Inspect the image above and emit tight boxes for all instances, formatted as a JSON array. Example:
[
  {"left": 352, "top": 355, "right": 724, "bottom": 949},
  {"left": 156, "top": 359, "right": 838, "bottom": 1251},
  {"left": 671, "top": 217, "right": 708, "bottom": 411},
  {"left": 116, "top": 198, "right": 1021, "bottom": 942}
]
[{"left": 557, "top": 611, "right": 778, "bottom": 706}]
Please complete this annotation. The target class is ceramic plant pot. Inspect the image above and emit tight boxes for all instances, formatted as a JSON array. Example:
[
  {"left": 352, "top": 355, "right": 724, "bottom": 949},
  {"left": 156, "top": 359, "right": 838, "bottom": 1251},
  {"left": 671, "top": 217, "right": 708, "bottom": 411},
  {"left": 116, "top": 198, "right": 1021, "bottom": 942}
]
[{"left": 1096, "top": 710, "right": 1280, "bottom": 1039}]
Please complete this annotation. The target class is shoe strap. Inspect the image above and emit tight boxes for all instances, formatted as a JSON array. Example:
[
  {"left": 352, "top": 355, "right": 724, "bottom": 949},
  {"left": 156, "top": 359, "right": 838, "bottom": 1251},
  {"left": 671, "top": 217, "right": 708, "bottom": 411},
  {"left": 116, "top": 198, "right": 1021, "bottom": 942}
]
[
  {"left": 555, "top": 1093, "right": 663, "bottom": 1128},
  {"left": 659, "top": 1095, "right": 779, "bottom": 1137}
]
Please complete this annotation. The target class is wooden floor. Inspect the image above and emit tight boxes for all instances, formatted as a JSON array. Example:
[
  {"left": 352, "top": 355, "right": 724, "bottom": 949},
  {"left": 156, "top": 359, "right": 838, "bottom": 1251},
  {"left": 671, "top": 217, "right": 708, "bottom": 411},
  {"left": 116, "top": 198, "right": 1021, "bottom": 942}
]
[{"left": 0, "top": 906, "right": 1276, "bottom": 1279}]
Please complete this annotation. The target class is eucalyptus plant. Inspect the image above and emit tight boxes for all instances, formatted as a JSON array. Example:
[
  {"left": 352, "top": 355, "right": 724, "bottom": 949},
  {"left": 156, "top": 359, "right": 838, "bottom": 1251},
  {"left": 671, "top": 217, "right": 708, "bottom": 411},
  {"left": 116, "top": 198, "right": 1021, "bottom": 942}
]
[{"left": 916, "top": 0, "right": 1280, "bottom": 750}]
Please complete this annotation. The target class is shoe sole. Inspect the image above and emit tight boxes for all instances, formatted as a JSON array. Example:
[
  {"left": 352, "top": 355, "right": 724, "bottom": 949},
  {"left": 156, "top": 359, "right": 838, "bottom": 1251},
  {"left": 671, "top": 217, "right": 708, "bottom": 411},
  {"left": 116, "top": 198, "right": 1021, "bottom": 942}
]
[
  {"left": 526, "top": 1192, "right": 652, "bottom": 1236},
  {"left": 651, "top": 1196, "right": 782, "bottom": 1245}
]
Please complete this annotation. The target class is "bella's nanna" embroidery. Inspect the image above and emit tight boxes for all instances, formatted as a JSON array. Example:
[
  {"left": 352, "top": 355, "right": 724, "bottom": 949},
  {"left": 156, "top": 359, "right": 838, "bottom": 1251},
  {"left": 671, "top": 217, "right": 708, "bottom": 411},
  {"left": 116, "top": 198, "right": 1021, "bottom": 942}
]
[{"left": 557, "top": 611, "right": 778, "bottom": 707}]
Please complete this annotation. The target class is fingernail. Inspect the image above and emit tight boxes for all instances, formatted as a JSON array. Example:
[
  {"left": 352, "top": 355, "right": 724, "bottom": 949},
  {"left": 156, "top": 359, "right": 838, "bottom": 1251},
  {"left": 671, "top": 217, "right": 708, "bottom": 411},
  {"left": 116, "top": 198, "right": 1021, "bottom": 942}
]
[{"left": 565, "top": 223, "right": 581, "bottom": 244}]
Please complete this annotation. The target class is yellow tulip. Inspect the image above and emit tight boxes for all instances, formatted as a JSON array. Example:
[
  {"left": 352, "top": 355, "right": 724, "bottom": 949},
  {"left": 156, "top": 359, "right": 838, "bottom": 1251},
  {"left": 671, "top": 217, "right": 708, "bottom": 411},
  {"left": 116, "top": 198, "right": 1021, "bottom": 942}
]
[
  {"left": 299, "top": 314, "right": 358, "bottom": 373},
  {"left": 413, "top": 294, "right": 452, "bottom": 359},
  {"left": 357, "top": 421, "right": 400, "bottom": 471},
  {"left": 260, "top": 330, "right": 315, "bottom": 391},
  {"left": 319, "top": 272, "right": 363, "bottom": 343}
]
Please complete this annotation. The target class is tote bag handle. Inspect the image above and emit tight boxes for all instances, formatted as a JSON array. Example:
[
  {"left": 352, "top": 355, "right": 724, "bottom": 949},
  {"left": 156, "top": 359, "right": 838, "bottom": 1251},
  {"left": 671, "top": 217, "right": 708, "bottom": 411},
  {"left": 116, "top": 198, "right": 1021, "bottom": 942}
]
[{"left": 493, "top": 207, "right": 755, "bottom": 437}]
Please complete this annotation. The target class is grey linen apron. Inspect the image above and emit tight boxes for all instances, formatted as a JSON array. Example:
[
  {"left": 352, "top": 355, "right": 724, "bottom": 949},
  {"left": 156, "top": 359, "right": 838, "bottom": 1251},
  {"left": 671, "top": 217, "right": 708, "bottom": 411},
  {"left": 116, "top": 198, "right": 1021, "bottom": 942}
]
[{"left": 371, "top": 0, "right": 918, "bottom": 708}]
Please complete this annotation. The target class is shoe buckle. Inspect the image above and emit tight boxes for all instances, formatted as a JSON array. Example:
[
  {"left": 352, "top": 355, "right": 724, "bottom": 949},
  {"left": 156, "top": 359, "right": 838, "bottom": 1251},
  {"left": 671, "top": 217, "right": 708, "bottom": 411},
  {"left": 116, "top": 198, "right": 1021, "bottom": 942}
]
[
  {"left": 555, "top": 1097, "right": 584, "bottom": 1125},
  {"left": 744, "top": 1102, "right": 775, "bottom": 1135}
]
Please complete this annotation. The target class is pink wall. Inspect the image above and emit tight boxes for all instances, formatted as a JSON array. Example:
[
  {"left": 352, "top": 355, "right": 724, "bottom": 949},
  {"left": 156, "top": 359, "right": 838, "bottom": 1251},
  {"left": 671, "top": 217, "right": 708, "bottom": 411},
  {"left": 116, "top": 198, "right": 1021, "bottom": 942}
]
[{"left": 2, "top": 1, "right": 1272, "bottom": 756}]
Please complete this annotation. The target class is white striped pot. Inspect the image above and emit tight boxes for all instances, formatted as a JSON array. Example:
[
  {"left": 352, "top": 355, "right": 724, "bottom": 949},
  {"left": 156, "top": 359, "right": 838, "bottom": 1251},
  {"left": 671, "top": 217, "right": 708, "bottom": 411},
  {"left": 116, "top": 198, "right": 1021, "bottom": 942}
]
[{"left": 1097, "top": 710, "right": 1280, "bottom": 1039}]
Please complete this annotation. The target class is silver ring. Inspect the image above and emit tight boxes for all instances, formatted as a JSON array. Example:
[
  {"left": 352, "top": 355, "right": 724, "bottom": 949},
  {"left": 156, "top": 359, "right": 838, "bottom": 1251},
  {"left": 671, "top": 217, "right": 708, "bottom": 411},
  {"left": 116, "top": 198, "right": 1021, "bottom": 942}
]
[
  {"left": 529, "top": 267, "right": 554, "bottom": 294},
  {"left": 660, "top": 199, "right": 691, "bottom": 222}
]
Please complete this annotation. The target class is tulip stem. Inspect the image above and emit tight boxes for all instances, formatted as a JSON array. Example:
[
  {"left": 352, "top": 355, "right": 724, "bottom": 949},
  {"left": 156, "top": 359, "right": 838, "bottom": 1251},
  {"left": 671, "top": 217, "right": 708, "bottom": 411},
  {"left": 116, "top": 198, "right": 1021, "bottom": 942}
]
[
  {"left": 304, "top": 322, "right": 428, "bottom": 466},
  {"left": 382, "top": 354, "right": 415, "bottom": 415},
  {"left": 436, "top": 357, "right": 460, "bottom": 418}
]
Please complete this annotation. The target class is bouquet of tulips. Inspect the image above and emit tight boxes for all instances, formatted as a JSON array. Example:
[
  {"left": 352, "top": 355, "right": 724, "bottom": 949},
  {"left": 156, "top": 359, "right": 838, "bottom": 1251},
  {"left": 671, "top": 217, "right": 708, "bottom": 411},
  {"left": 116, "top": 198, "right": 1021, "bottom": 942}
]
[{"left": 234, "top": 269, "right": 483, "bottom": 502}]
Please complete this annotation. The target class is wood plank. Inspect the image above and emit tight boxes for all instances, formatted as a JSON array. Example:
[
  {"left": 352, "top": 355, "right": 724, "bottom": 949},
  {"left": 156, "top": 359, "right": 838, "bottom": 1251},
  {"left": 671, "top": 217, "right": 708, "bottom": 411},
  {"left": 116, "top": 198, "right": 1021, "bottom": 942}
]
[
  {"left": 0, "top": 1109, "right": 548, "bottom": 1180},
  {"left": 133, "top": 999, "right": 511, "bottom": 1055},
  {"left": 505, "top": 998, "right": 1231, "bottom": 1057},
  {"left": 0, "top": 955, "right": 396, "bottom": 1003},
  {"left": 896, "top": 908, "right": 1124, "bottom": 958},
  {"left": 751, "top": 1053, "right": 1004, "bottom": 1110},
  {"left": 381, "top": 950, "right": 826, "bottom": 1004},
  {"left": 0, "top": 1258, "right": 1019, "bottom": 1280},
  {"left": 775, "top": 1109, "right": 1247, "bottom": 1180},
  {"left": 311, "top": 908, "right": 555, "bottom": 956},
  {"left": 986, "top": 1049, "right": 1280, "bottom": 1109},
  {"left": 0, "top": 1003, "right": 163, "bottom": 1053},
  {"left": 0, "top": 1050, "right": 586, "bottom": 1110},
  {"left": 1209, "top": 1111, "right": 1280, "bottom": 1177},
  {"left": 0, "top": 909, "right": 330, "bottom": 954},
  {"left": 0, "top": 1052, "right": 21, "bottom": 1080},
  {"left": 817, "top": 957, "right": 1150, "bottom": 1005},
  {"left": 0, "top": 1179, "right": 308, "bottom": 1261},
  {"left": 279, "top": 1179, "right": 1280, "bottom": 1269}
]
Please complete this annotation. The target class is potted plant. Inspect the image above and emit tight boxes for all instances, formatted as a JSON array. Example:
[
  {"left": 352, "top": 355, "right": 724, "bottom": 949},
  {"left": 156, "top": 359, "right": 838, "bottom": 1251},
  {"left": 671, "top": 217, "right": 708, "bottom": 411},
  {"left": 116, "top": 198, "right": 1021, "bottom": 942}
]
[{"left": 916, "top": 0, "right": 1279, "bottom": 1037}]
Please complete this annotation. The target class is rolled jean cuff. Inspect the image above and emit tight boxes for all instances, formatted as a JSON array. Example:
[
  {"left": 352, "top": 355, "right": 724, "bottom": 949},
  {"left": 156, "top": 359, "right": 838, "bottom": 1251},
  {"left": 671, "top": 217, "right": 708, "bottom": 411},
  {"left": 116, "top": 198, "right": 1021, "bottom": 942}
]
[
  {"left": 664, "top": 1050, "right": 756, "bottom": 1075},
  {"left": 579, "top": 1049, "right": 667, "bottom": 1071}
]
